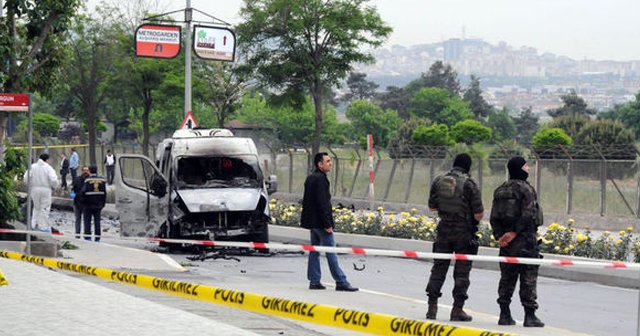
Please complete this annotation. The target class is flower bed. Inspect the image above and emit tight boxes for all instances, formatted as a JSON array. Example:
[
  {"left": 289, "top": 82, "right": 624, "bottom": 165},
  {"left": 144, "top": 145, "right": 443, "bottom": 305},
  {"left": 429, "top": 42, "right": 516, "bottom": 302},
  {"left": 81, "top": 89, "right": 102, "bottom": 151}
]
[{"left": 269, "top": 199, "right": 640, "bottom": 263}]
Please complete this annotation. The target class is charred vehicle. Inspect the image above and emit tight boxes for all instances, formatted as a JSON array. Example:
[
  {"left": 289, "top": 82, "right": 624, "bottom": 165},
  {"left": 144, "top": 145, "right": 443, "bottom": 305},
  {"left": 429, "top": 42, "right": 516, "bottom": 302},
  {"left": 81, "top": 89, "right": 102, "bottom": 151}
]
[{"left": 114, "top": 128, "right": 277, "bottom": 242}]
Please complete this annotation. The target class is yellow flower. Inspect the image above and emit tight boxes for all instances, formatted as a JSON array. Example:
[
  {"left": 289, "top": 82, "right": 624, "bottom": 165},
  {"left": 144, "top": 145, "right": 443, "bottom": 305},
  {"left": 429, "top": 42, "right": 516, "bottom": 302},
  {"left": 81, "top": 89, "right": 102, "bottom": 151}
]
[
  {"left": 576, "top": 234, "right": 588, "bottom": 242},
  {"left": 377, "top": 206, "right": 384, "bottom": 213},
  {"left": 603, "top": 231, "right": 610, "bottom": 236},
  {"left": 407, "top": 216, "right": 417, "bottom": 223},
  {"left": 627, "top": 226, "right": 634, "bottom": 232},
  {"left": 548, "top": 223, "right": 560, "bottom": 231},
  {"left": 554, "top": 246, "right": 560, "bottom": 251},
  {"left": 568, "top": 218, "right": 575, "bottom": 224},
  {"left": 270, "top": 198, "right": 277, "bottom": 204},
  {"left": 411, "top": 208, "right": 417, "bottom": 214},
  {"left": 399, "top": 219, "right": 407, "bottom": 225},
  {"left": 563, "top": 247, "right": 570, "bottom": 253},
  {"left": 388, "top": 214, "right": 395, "bottom": 221},
  {"left": 476, "top": 233, "right": 483, "bottom": 239},
  {"left": 367, "top": 213, "right": 376, "bottom": 219},
  {"left": 619, "top": 230, "right": 626, "bottom": 236},
  {"left": 568, "top": 244, "right": 574, "bottom": 250},
  {"left": 609, "top": 236, "right": 614, "bottom": 241},
  {"left": 400, "top": 212, "right": 410, "bottom": 217},
  {"left": 616, "top": 239, "right": 623, "bottom": 246}
]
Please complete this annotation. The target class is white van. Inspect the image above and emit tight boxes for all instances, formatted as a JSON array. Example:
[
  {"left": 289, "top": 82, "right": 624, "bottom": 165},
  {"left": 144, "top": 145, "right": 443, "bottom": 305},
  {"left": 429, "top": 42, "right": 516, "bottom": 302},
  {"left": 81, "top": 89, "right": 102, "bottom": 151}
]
[{"left": 114, "top": 128, "right": 277, "bottom": 243}]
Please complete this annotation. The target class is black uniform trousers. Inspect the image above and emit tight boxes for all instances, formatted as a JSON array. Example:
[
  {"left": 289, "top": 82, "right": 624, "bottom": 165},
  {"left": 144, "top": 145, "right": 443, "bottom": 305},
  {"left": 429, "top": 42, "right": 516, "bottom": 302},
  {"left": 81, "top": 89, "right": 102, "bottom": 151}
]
[
  {"left": 426, "top": 225, "right": 478, "bottom": 306},
  {"left": 497, "top": 235, "right": 539, "bottom": 309}
]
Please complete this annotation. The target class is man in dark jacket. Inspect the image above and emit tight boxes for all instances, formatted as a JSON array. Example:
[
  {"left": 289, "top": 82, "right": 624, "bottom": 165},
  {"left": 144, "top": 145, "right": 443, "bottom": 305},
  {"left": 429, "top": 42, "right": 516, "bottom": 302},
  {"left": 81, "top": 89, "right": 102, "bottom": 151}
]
[
  {"left": 301, "top": 152, "right": 358, "bottom": 292},
  {"left": 59, "top": 152, "right": 70, "bottom": 190},
  {"left": 426, "top": 153, "right": 484, "bottom": 322},
  {"left": 80, "top": 165, "right": 106, "bottom": 242},
  {"left": 72, "top": 166, "right": 90, "bottom": 238},
  {"left": 490, "top": 156, "right": 544, "bottom": 328}
]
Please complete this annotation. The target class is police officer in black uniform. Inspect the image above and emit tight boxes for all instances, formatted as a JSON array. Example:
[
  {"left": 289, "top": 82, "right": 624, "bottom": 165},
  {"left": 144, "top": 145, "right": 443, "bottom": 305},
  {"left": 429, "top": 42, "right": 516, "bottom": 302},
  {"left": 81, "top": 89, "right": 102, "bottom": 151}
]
[
  {"left": 80, "top": 165, "right": 107, "bottom": 242},
  {"left": 490, "top": 156, "right": 544, "bottom": 328},
  {"left": 426, "top": 153, "right": 484, "bottom": 321}
]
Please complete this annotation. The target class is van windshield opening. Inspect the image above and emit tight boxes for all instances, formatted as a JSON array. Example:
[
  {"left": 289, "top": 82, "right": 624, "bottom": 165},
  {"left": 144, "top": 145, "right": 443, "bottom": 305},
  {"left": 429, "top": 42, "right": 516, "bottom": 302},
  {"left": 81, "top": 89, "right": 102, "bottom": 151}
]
[{"left": 177, "top": 156, "right": 260, "bottom": 189}]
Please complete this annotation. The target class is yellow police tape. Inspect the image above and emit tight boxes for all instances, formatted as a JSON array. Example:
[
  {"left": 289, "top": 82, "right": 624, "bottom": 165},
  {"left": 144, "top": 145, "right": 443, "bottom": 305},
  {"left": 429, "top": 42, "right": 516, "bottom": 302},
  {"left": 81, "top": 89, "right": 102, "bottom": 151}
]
[
  {"left": 0, "top": 251, "right": 515, "bottom": 336},
  {"left": 9, "top": 144, "right": 90, "bottom": 149},
  {"left": 0, "top": 267, "right": 8, "bottom": 286}
]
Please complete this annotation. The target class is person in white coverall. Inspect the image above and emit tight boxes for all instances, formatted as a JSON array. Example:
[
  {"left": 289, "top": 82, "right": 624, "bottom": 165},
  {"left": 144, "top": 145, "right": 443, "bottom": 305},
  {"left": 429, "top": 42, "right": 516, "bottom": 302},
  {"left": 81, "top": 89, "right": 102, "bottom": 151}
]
[{"left": 23, "top": 153, "right": 58, "bottom": 230}]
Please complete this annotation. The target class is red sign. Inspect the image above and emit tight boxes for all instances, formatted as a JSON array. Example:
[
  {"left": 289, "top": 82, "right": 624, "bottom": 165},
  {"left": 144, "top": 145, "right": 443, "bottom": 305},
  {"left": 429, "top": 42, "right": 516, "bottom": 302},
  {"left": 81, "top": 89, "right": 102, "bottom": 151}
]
[
  {"left": 0, "top": 93, "right": 30, "bottom": 112},
  {"left": 135, "top": 24, "right": 182, "bottom": 59},
  {"left": 180, "top": 111, "right": 199, "bottom": 129}
]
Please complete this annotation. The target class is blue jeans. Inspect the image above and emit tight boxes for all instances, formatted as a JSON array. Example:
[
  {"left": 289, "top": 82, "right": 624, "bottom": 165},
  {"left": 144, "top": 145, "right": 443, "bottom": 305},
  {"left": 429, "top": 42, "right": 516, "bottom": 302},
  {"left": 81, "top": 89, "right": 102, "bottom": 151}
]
[{"left": 307, "top": 228, "right": 349, "bottom": 286}]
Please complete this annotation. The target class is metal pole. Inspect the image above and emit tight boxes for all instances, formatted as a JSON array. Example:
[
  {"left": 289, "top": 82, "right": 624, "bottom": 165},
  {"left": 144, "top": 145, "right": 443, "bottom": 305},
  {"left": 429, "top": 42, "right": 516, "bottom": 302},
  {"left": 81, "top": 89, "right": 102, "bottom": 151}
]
[
  {"left": 367, "top": 134, "right": 374, "bottom": 209},
  {"left": 26, "top": 95, "right": 33, "bottom": 255},
  {"left": 184, "top": 0, "right": 192, "bottom": 116},
  {"left": 636, "top": 270, "right": 640, "bottom": 336}
]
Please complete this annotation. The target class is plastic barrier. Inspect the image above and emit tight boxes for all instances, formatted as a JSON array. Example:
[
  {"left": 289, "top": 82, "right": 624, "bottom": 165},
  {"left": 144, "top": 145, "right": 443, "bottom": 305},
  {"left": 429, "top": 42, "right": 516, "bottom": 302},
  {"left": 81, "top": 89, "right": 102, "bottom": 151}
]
[
  {"left": 0, "top": 250, "right": 515, "bottom": 336},
  {"left": 3, "top": 227, "right": 639, "bottom": 270}
]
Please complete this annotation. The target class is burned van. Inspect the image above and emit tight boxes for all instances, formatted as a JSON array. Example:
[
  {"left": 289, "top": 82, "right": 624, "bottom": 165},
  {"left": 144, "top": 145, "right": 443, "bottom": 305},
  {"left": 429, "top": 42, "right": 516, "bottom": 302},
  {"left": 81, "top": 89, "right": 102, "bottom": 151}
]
[{"left": 114, "top": 128, "right": 277, "bottom": 242}]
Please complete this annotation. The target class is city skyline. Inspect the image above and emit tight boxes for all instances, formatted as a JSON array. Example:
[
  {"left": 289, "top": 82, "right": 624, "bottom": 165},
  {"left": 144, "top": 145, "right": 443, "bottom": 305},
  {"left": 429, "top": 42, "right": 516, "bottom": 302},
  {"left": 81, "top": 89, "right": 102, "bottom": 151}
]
[{"left": 119, "top": 0, "right": 640, "bottom": 62}]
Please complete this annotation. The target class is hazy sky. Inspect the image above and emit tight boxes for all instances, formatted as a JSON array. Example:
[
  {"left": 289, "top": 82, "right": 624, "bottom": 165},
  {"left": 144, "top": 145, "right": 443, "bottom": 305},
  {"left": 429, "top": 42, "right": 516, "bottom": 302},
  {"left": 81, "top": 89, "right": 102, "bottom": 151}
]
[{"left": 98, "top": 0, "right": 640, "bottom": 61}]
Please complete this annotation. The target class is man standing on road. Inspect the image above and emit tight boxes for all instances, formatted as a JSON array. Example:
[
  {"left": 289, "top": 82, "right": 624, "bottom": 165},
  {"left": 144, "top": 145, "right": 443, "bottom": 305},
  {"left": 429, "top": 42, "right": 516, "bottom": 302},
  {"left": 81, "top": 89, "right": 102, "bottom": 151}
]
[
  {"left": 104, "top": 149, "right": 116, "bottom": 184},
  {"left": 301, "top": 152, "right": 358, "bottom": 292},
  {"left": 59, "top": 152, "right": 70, "bottom": 190},
  {"left": 490, "top": 156, "right": 545, "bottom": 328},
  {"left": 426, "top": 153, "right": 483, "bottom": 322},
  {"left": 72, "top": 166, "right": 90, "bottom": 239},
  {"left": 80, "top": 165, "right": 106, "bottom": 242},
  {"left": 69, "top": 147, "right": 79, "bottom": 183},
  {"left": 23, "top": 153, "right": 58, "bottom": 230}
]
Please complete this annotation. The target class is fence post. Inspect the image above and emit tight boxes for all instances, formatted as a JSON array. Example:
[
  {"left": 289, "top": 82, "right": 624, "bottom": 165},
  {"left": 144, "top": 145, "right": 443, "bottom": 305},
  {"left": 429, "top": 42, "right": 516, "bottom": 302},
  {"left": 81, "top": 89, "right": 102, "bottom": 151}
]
[
  {"left": 566, "top": 160, "right": 573, "bottom": 215},
  {"left": 384, "top": 160, "right": 398, "bottom": 201},
  {"left": 404, "top": 158, "right": 416, "bottom": 203},
  {"left": 636, "top": 166, "right": 640, "bottom": 219},
  {"left": 600, "top": 160, "right": 607, "bottom": 216},
  {"left": 288, "top": 149, "right": 293, "bottom": 194},
  {"left": 477, "top": 156, "right": 483, "bottom": 193},
  {"left": 327, "top": 146, "right": 339, "bottom": 196}
]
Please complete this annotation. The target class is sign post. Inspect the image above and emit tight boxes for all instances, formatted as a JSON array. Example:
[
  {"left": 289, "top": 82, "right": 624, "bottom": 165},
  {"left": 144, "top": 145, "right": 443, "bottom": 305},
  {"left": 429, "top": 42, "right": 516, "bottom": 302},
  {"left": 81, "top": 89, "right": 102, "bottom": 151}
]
[
  {"left": 367, "top": 134, "right": 375, "bottom": 210},
  {"left": 0, "top": 93, "right": 32, "bottom": 254},
  {"left": 180, "top": 111, "right": 199, "bottom": 129}
]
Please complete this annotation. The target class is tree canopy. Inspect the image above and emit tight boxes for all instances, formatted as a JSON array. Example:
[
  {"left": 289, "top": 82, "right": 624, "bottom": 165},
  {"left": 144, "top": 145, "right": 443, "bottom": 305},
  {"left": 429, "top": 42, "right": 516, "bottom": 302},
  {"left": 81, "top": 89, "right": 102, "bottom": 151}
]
[{"left": 236, "top": 0, "right": 391, "bottom": 155}]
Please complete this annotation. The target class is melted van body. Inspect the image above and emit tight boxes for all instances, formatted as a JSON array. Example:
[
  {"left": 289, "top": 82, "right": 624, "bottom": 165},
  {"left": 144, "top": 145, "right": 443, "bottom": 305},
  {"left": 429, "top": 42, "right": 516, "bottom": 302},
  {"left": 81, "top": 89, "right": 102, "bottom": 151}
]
[{"left": 115, "top": 128, "right": 276, "bottom": 242}]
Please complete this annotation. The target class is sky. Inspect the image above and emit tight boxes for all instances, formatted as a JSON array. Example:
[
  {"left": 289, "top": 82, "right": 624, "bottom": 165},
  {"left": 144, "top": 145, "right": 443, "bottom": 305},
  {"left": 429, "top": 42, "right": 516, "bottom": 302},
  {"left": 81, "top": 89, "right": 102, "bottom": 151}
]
[{"left": 95, "top": 0, "right": 640, "bottom": 61}]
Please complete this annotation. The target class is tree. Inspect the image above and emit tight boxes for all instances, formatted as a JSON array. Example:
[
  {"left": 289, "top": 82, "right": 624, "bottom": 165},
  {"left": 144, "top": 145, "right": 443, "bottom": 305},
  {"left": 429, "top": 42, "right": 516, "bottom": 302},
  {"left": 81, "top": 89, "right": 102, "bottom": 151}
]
[
  {"left": 345, "top": 100, "right": 401, "bottom": 147},
  {"left": 342, "top": 72, "right": 379, "bottom": 102},
  {"left": 547, "top": 90, "right": 597, "bottom": 118},
  {"left": 66, "top": 12, "right": 118, "bottom": 165},
  {"left": 0, "top": 0, "right": 81, "bottom": 157},
  {"left": 18, "top": 113, "right": 61, "bottom": 137},
  {"left": 406, "top": 61, "right": 461, "bottom": 96},
  {"left": 195, "top": 62, "right": 248, "bottom": 128},
  {"left": 547, "top": 114, "right": 590, "bottom": 139},
  {"left": 487, "top": 108, "right": 516, "bottom": 142},
  {"left": 463, "top": 75, "right": 492, "bottom": 120},
  {"left": 532, "top": 128, "right": 573, "bottom": 149},
  {"left": 512, "top": 107, "right": 539, "bottom": 145},
  {"left": 412, "top": 124, "right": 454, "bottom": 146},
  {"left": 450, "top": 119, "right": 492, "bottom": 145},
  {"left": 236, "top": 0, "right": 392, "bottom": 156},
  {"left": 376, "top": 85, "right": 410, "bottom": 119},
  {"left": 574, "top": 120, "right": 636, "bottom": 159},
  {"left": 599, "top": 92, "right": 640, "bottom": 139},
  {"left": 409, "top": 87, "right": 472, "bottom": 125}
]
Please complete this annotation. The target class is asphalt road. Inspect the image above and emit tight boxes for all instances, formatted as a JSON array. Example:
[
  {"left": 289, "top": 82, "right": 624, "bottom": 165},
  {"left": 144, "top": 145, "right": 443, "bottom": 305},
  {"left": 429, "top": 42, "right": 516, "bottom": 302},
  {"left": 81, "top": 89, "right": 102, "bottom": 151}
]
[{"left": 69, "top": 250, "right": 639, "bottom": 336}]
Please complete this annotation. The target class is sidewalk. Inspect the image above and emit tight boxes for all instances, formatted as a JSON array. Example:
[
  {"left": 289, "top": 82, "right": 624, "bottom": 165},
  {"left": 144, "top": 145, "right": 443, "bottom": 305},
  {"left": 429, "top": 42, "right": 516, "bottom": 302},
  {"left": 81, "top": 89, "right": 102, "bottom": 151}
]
[{"left": 0, "top": 257, "right": 259, "bottom": 336}]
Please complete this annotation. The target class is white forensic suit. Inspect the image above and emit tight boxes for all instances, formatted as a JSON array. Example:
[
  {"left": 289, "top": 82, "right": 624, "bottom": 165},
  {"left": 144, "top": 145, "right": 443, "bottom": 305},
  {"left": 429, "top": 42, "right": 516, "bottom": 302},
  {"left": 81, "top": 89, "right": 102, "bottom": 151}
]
[{"left": 23, "top": 159, "right": 58, "bottom": 229}]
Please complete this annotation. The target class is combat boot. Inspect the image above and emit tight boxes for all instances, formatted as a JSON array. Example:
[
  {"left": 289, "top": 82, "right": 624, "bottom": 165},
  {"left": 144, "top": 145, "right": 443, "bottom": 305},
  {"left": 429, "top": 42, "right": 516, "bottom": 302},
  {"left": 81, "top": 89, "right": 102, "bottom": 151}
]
[
  {"left": 426, "top": 303, "right": 438, "bottom": 320},
  {"left": 498, "top": 304, "right": 516, "bottom": 325},
  {"left": 450, "top": 306, "right": 472, "bottom": 322},
  {"left": 523, "top": 308, "right": 545, "bottom": 327}
]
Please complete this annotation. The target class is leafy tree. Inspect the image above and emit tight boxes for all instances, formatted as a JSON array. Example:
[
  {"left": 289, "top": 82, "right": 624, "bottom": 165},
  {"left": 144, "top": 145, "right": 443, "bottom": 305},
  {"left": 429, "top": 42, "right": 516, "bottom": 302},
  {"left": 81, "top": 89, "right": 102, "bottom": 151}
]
[
  {"left": 376, "top": 85, "right": 410, "bottom": 119},
  {"left": 547, "top": 90, "right": 597, "bottom": 118},
  {"left": 236, "top": 0, "right": 392, "bottom": 156},
  {"left": 532, "top": 128, "right": 573, "bottom": 149},
  {"left": 547, "top": 114, "right": 590, "bottom": 139},
  {"left": 512, "top": 106, "right": 539, "bottom": 145},
  {"left": 65, "top": 12, "right": 119, "bottom": 164},
  {"left": 574, "top": 120, "right": 636, "bottom": 159},
  {"left": 409, "top": 87, "right": 472, "bottom": 125},
  {"left": 0, "top": 0, "right": 81, "bottom": 157},
  {"left": 342, "top": 72, "right": 379, "bottom": 102},
  {"left": 463, "top": 75, "right": 492, "bottom": 120},
  {"left": 406, "top": 61, "right": 461, "bottom": 96},
  {"left": 450, "top": 119, "right": 492, "bottom": 145},
  {"left": 386, "top": 117, "right": 431, "bottom": 157},
  {"left": 599, "top": 92, "right": 640, "bottom": 139},
  {"left": 345, "top": 100, "right": 401, "bottom": 147},
  {"left": 412, "top": 124, "right": 454, "bottom": 146},
  {"left": 0, "top": 146, "right": 26, "bottom": 225},
  {"left": 18, "top": 113, "right": 61, "bottom": 137},
  {"left": 487, "top": 108, "right": 516, "bottom": 142},
  {"left": 195, "top": 61, "right": 247, "bottom": 128}
]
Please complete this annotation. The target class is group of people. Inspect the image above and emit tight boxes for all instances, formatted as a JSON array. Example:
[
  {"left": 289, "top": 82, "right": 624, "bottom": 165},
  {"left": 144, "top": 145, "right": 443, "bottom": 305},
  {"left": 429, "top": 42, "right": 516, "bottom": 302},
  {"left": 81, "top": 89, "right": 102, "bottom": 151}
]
[
  {"left": 59, "top": 148, "right": 116, "bottom": 189},
  {"left": 24, "top": 149, "right": 108, "bottom": 242},
  {"left": 299, "top": 152, "right": 545, "bottom": 328}
]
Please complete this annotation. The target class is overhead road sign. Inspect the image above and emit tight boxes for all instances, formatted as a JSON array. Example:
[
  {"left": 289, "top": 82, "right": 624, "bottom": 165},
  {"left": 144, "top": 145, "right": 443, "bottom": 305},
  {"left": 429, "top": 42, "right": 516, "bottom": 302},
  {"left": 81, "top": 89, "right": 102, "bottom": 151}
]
[
  {"left": 193, "top": 25, "right": 236, "bottom": 62},
  {"left": 0, "top": 93, "right": 30, "bottom": 112},
  {"left": 180, "top": 111, "right": 199, "bottom": 129},
  {"left": 135, "top": 24, "right": 182, "bottom": 59}
]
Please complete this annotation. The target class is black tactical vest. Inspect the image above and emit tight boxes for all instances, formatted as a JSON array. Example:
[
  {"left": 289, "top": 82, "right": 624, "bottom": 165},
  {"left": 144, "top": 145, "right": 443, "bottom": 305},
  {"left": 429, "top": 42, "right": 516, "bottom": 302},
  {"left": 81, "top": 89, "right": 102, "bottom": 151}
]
[{"left": 435, "top": 169, "right": 470, "bottom": 222}]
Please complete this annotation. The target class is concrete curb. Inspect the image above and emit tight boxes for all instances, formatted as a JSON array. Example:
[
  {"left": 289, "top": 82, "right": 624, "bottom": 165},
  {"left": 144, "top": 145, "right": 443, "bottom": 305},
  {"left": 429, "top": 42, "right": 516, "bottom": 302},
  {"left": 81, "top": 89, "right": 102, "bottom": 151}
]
[{"left": 269, "top": 225, "right": 640, "bottom": 289}]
